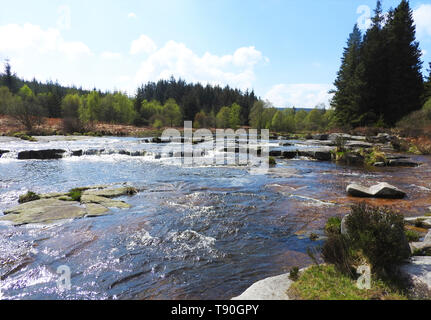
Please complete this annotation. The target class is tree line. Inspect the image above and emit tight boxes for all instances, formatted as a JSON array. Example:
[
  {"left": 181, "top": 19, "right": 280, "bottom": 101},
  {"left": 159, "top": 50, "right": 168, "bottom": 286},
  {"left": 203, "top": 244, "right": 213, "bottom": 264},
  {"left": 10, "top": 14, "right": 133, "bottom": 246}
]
[{"left": 331, "top": 0, "right": 429, "bottom": 128}]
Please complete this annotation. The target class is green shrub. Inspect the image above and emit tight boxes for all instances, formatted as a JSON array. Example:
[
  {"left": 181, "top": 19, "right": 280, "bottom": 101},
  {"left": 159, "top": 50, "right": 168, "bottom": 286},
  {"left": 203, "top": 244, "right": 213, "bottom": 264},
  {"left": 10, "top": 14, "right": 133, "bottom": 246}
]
[
  {"left": 325, "top": 217, "right": 342, "bottom": 235},
  {"left": 289, "top": 267, "right": 300, "bottom": 281},
  {"left": 268, "top": 156, "right": 276, "bottom": 166},
  {"left": 405, "top": 230, "right": 421, "bottom": 242},
  {"left": 18, "top": 191, "right": 40, "bottom": 204},
  {"left": 13, "top": 132, "right": 37, "bottom": 142},
  {"left": 321, "top": 233, "right": 355, "bottom": 276},
  {"left": 345, "top": 203, "right": 410, "bottom": 275},
  {"left": 68, "top": 188, "right": 83, "bottom": 202}
]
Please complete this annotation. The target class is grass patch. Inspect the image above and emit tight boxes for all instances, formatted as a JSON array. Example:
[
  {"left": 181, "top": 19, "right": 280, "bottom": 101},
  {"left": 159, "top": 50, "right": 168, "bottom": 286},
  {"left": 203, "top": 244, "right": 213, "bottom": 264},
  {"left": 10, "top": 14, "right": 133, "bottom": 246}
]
[
  {"left": 13, "top": 132, "right": 37, "bottom": 142},
  {"left": 68, "top": 188, "right": 83, "bottom": 202},
  {"left": 325, "top": 217, "right": 342, "bottom": 235},
  {"left": 288, "top": 265, "right": 407, "bottom": 300},
  {"left": 18, "top": 191, "right": 40, "bottom": 204},
  {"left": 405, "top": 229, "right": 421, "bottom": 242}
]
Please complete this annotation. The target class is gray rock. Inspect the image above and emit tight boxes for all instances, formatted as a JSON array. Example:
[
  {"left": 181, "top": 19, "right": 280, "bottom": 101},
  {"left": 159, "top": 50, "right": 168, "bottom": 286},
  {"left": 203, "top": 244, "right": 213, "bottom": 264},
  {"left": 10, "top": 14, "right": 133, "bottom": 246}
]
[
  {"left": 312, "top": 134, "right": 329, "bottom": 141},
  {"left": 400, "top": 257, "right": 431, "bottom": 298},
  {"left": 82, "top": 187, "right": 136, "bottom": 198},
  {"left": 18, "top": 149, "right": 66, "bottom": 160},
  {"left": 387, "top": 160, "right": 419, "bottom": 167},
  {"left": 80, "top": 194, "right": 131, "bottom": 209},
  {"left": 72, "top": 150, "right": 83, "bottom": 157},
  {"left": 1, "top": 199, "right": 86, "bottom": 225},
  {"left": 346, "top": 182, "right": 406, "bottom": 199},
  {"left": 345, "top": 141, "right": 373, "bottom": 149},
  {"left": 341, "top": 214, "right": 349, "bottom": 236},
  {"left": 373, "top": 162, "right": 386, "bottom": 167},
  {"left": 231, "top": 273, "right": 294, "bottom": 300},
  {"left": 279, "top": 142, "right": 293, "bottom": 147},
  {"left": 84, "top": 148, "right": 105, "bottom": 155},
  {"left": 269, "top": 150, "right": 282, "bottom": 157},
  {"left": 404, "top": 216, "right": 431, "bottom": 228},
  {"left": 0, "top": 150, "right": 9, "bottom": 158},
  {"left": 282, "top": 151, "right": 297, "bottom": 159}
]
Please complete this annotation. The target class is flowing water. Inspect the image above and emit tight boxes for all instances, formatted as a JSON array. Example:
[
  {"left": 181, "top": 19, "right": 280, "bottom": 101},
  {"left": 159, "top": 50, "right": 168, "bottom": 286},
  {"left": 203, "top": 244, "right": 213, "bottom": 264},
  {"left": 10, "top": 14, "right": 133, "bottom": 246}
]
[{"left": 0, "top": 135, "right": 430, "bottom": 300}]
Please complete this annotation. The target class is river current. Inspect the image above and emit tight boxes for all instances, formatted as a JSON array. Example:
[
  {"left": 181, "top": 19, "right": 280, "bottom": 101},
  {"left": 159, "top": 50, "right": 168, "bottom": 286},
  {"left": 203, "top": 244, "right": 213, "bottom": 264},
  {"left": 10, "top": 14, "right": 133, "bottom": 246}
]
[{"left": 0, "top": 135, "right": 430, "bottom": 299}]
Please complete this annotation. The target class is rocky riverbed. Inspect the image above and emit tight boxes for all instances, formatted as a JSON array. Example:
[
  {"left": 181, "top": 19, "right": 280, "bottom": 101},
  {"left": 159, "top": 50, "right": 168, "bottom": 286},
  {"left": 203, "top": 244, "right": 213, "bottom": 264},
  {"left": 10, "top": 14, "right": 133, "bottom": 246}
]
[{"left": 0, "top": 133, "right": 430, "bottom": 299}]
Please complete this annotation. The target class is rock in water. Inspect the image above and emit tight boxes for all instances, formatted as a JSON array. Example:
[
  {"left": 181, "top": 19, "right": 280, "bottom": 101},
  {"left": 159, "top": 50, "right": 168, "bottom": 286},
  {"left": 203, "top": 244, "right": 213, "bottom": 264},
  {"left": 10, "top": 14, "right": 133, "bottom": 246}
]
[
  {"left": 18, "top": 149, "right": 66, "bottom": 160},
  {"left": 346, "top": 182, "right": 406, "bottom": 199},
  {"left": 0, "top": 199, "right": 86, "bottom": 225}
]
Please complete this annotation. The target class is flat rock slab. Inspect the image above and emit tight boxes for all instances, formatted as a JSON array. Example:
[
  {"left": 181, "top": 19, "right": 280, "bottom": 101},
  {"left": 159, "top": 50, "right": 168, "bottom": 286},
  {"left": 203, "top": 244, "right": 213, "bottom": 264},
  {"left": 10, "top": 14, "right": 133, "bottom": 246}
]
[
  {"left": 0, "top": 199, "right": 86, "bottom": 225},
  {"left": 347, "top": 182, "right": 406, "bottom": 199},
  {"left": 405, "top": 216, "right": 431, "bottom": 228},
  {"left": 231, "top": 273, "right": 293, "bottom": 300},
  {"left": 82, "top": 187, "right": 133, "bottom": 198},
  {"left": 81, "top": 194, "right": 130, "bottom": 209},
  {"left": 85, "top": 203, "right": 110, "bottom": 217}
]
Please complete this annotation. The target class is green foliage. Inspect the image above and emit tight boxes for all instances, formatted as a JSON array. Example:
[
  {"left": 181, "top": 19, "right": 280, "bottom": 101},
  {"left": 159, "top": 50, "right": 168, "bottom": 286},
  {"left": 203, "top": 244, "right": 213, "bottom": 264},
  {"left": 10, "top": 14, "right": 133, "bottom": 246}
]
[
  {"left": 13, "top": 132, "right": 37, "bottom": 142},
  {"left": 229, "top": 103, "right": 242, "bottom": 129},
  {"left": 18, "top": 191, "right": 40, "bottom": 204},
  {"left": 325, "top": 217, "right": 342, "bottom": 235},
  {"left": 249, "top": 101, "right": 265, "bottom": 129},
  {"left": 289, "top": 267, "right": 300, "bottom": 281},
  {"left": 68, "top": 188, "right": 83, "bottom": 202},
  {"left": 62, "top": 93, "right": 83, "bottom": 133},
  {"left": 345, "top": 203, "right": 410, "bottom": 274},
  {"left": 405, "top": 230, "right": 421, "bottom": 242},
  {"left": 216, "top": 106, "right": 231, "bottom": 128},
  {"left": 268, "top": 156, "right": 276, "bottom": 166},
  {"left": 332, "top": 1, "right": 424, "bottom": 128},
  {"left": 0, "top": 86, "right": 14, "bottom": 115}
]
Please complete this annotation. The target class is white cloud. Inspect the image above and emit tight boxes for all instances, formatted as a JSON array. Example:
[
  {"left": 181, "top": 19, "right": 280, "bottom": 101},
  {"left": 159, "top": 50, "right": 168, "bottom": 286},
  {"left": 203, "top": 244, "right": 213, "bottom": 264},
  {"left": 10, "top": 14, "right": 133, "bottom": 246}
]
[
  {"left": 128, "top": 12, "right": 137, "bottom": 19},
  {"left": 134, "top": 39, "right": 266, "bottom": 90},
  {"left": 413, "top": 4, "right": 431, "bottom": 38},
  {"left": 264, "top": 84, "right": 334, "bottom": 109},
  {"left": 0, "top": 23, "right": 91, "bottom": 59},
  {"left": 101, "top": 51, "right": 122, "bottom": 59},
  {"left": 130, "top": 34, "right": 157, "bottom": 55}
]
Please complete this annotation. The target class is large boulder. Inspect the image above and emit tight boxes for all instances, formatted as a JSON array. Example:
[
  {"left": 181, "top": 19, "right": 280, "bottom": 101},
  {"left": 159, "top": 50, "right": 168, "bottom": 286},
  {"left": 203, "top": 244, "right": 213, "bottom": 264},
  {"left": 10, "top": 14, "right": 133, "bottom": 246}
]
[
  {"left": 82, "top": 187, "right": 136, "bottom": 198},
  {"left": 346, "top": 182, "right": 406, "bottom": 199},
  {"left": 231, "top": 273, "right": 294, "bottom": 300},
  {"left": 18, "top": 149, "right": 66, "bottom": 160},
  {"left": 387, "top": 159, "right": 419, "bottom": 167}
]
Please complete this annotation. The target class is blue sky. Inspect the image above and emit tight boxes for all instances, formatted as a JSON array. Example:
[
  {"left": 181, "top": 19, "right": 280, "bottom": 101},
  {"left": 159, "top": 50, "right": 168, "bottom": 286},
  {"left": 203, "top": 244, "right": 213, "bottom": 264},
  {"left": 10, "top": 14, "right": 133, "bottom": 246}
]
[{"left": 1, "top": 0, "right": 431, "bottom": 108}]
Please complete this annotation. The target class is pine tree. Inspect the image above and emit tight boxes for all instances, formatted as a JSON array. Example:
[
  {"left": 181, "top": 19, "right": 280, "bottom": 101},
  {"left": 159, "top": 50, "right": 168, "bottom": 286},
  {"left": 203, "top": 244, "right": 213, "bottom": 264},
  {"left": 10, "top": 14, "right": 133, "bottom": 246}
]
[
  {"left": 357, "top": 0, "right": 388, "bottom": 126},
  {"left": 331, "top": 24, "right": 363, "bottom": 127},
  {"left": 384, "top": 0, "right": 423, "bottom": 125},
  {"left": 2, "top": 60, "right": 18, "bottom": 93}
]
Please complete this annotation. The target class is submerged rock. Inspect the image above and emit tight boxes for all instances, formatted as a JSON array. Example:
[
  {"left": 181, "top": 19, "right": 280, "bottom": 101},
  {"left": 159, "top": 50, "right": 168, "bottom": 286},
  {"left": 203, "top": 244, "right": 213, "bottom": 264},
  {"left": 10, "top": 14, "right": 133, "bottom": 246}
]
[
  {"left": 18, "top": 149, "right": 66, "bottom": 160},
  {"left": 346, "top": 182, "right": 406, "bottom": 199},
  {"left": 0, "top": 150, "right": 9, "bottom": 158}
]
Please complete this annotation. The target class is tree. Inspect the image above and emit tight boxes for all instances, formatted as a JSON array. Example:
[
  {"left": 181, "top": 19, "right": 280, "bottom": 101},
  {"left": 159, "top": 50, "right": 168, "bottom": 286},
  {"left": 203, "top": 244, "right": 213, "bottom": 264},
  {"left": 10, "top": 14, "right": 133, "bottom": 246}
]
[
  {"left": 6, "top": 85, "right": 46, "bottom": 131},
  {"left": 2, "top": 60, "right": 18, "bottom": 93},
  {"left": 294, "top": 110, "right": 308, "bottom": 131},
  {"left": 79, "top": 91, "right": 101, "bottom": 125},
  {"left": 62, "top": 93, "right": 83, "bottom": 133},
  {"left": 384, "top": 0, "right": 423, "bottom": 125},
  {"left": 271, "top": 111, "right": 285, "bottom": 132},
  {"left": 229, "top": 103, "right": 242, "bottom": 129},
  {"left": 0, "top": 86, "right": 14, "bottom": 115},
  {"left": 331, "top": 24, "right": 363, "bottom": 127},
  {"left": 216, "top": 106, "right": 231, "bottom": 128},
  {"left": 249, "top": 101, "right": 265, "bottom": 129},
  {"left": 163, "top": 98, "right": 182, "bottom": 127}
]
